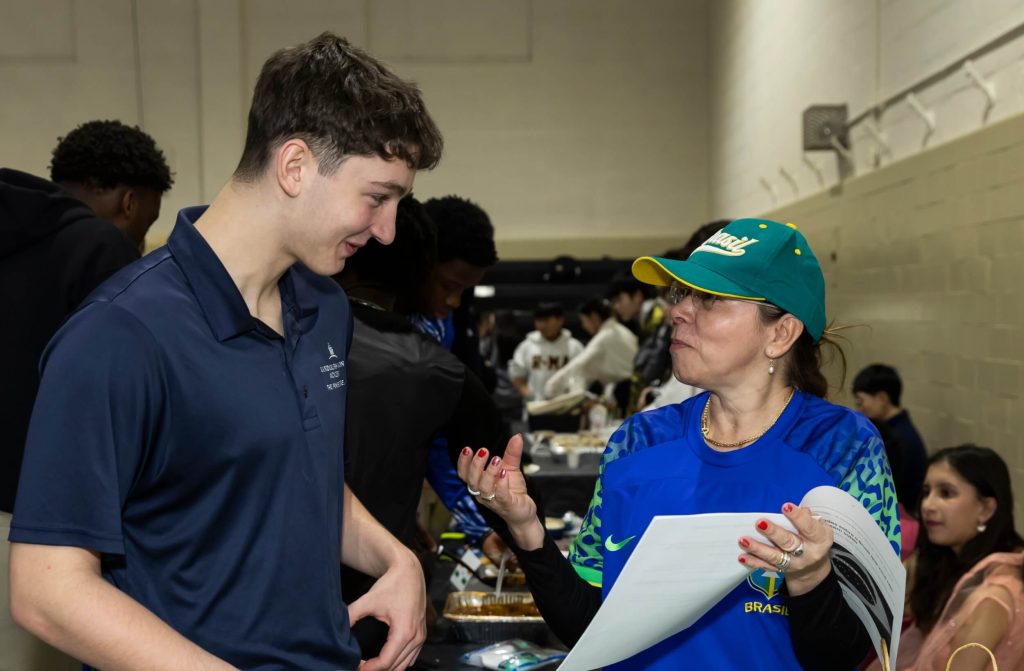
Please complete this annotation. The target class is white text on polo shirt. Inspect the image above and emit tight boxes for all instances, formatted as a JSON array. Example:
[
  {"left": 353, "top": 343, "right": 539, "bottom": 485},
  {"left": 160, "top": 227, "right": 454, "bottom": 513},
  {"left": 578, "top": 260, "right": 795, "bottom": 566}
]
[
  {"left": 320, "top": 360, "right": 346, "bottom": 391},
  {"left": 695, "top": 232, "right": 759, "bottom": 257}
]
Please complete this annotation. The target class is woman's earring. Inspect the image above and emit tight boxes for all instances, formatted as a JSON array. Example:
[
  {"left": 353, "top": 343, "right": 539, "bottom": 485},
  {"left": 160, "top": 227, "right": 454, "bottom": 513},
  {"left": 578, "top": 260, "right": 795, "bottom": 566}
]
[
  {"left": 977, "top": 523, "right": 987, "bottom": 533},
  {"left": 768, "top": 359, "right": 776, "bottom": 375}
]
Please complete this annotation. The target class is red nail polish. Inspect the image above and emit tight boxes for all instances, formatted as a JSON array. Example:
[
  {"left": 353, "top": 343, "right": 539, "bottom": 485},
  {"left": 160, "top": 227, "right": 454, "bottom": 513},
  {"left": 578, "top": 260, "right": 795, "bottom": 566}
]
[
  {"left": 782, "top": 503, "right": 795, "bottom": 513},
  {"left": 757, "top": 520, "right": 769, "bottom": 531},
  {"left": 500, "top": 469, "right": 507, "bottom": 478},
  {"left": 739, "top": 538, "right": 750, "bottom": 548},
  {"left": 477, "top": 449, "right": 487, "bottom": 459},
  {"left": 491, "top": 456, "right": 501, "bottom": 467},
  {"left": 462, "top": 447, "right": 472, "bottom": 456},
  {"left": 738, "top": 556, "right": 747, "bottom": 564}
]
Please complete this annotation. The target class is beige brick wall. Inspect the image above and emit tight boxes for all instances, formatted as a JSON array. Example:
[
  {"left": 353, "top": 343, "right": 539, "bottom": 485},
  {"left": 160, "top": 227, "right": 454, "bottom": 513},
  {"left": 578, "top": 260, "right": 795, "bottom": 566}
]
[{"left": 762, "top": 112, "right": 1024, "bottom": 523}]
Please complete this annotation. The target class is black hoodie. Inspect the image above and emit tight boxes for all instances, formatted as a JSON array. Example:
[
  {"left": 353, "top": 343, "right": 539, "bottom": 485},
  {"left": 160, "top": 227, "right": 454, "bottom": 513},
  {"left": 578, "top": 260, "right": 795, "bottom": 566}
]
[{"left": 0, "top": 168, "right": 140, "bottom": 513}]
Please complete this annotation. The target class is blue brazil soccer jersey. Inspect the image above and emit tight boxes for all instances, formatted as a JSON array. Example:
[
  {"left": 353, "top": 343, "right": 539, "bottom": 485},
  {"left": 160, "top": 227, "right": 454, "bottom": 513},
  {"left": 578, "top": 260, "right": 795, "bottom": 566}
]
[
  {"left": 10, "top": 207, "right": 361, "bottom": 669},
  {"left": 568, "top": 390, "right": 900, "bottom": 670}
]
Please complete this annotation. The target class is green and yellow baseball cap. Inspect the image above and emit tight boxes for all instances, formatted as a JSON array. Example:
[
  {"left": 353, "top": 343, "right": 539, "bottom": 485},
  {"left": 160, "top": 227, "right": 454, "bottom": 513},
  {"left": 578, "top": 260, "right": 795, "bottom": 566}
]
[{"left": 632, "top": 218, "right": 826, "bottom": 341}]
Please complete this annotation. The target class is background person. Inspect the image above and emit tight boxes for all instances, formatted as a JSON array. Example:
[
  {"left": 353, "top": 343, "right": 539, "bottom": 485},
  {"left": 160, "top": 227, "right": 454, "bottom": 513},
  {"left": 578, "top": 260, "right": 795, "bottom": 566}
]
[
  {"left": 0, "top": 120, "right": 172, "bottom": 671},
  {"left": 869, "top": 445, "right": 1024, "bottom": 671},
  {"left": 459, "top": 218, "right": 900, "bottom": 670},
  {"left": 410, "top": 195, "right": 504, "bottom": 554},
  {"left": 853, "top": 363, "right": 928, "bottom": 510},
  {"left": 338, "top": 195, "right": 507, "bottom": 658},
  {"left": 509, "top": 302, "right": 583, "bottom": 402},
  {"left": 543, "top": 296, "right": 637, "bottom": 404}
]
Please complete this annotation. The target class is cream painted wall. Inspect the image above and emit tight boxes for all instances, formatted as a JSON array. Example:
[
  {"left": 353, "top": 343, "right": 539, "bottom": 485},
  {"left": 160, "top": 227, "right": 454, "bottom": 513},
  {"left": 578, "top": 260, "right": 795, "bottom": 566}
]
[
  {"left": 709, "top": 0, "right": 1024, "bottom": 219},
  {"left": 763, "top": 113, "right": 1024, "bottom": 522},
  {"left": 0, "top": 0, "right": 709, "bottom": 255}
]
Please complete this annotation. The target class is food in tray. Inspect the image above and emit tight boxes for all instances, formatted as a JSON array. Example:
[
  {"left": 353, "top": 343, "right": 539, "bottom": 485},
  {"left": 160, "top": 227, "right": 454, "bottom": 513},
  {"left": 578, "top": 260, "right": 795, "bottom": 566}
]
[
  {"left": 454, "top": 600, "right": 540, "bottom": 618},
  {"left": 445, "top": 594, "right": 541, "bottom": 619},
  {"left": 549, "top": 431, "right": 606, "bottom": 449}
]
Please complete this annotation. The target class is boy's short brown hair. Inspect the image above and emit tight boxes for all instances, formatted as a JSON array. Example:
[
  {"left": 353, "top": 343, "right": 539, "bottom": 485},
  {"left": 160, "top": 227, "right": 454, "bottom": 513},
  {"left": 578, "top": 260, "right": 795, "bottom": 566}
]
[{"left": 235, "top": 32, "right": 443, "bottom": 180}]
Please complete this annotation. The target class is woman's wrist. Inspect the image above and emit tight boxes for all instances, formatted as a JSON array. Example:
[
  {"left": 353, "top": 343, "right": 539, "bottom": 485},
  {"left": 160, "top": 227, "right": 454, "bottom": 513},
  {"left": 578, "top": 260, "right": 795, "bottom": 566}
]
[
  {"left": 785, "top": 561, "right": 832, "bottom": 597},
  {"left": 508, "top": 517, "right": 546, "bottom": 551}
]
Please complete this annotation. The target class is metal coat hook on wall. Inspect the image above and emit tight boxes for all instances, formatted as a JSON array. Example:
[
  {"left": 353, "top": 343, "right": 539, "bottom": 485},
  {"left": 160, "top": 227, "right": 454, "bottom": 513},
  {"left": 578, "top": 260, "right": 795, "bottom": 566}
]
[
  {"left": 802, "top": 155, "right": 825, "bottom": 188},
  {"left": 864, "top": 121, "right": 890, "bottom": 154},
  {"left": 829, "top": 135, "right": 855, "bottom": 165},
  {"left": 778, "top": 166, "right": 799, "bottom": 197},
  {"left": 905, "top": 92, "right": 936, "bottom": 143},
  {"left": 759, "top": 177, "right": 778, "bottom": 205},
  {"left": 963, "top": 60, "right": 996, "bottom": 119}
]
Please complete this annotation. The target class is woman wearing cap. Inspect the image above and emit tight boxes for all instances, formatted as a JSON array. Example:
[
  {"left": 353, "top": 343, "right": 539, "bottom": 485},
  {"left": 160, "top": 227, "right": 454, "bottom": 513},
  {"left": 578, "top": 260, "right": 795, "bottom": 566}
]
[{"left": 458, "top": 218, "right": 900, "bottom": 670}]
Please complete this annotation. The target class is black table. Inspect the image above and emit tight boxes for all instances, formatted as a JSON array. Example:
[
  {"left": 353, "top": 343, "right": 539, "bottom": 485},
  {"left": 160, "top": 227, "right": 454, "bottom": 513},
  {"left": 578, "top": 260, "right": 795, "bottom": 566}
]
[{"left": 526, "top": 452, "right": 599, "bottom": 518}]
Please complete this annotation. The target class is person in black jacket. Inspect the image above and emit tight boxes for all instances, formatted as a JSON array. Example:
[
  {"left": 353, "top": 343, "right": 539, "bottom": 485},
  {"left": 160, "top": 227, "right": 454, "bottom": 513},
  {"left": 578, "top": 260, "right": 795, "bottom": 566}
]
[
  {"left": 337, "top": 196, "right": 509, "bottom": 658},
  {"left": 0, "top": 119, "right": 171, "bottom": 670},
  {"left": 0, "top": 120, "right": 172, "bottom": 514}
]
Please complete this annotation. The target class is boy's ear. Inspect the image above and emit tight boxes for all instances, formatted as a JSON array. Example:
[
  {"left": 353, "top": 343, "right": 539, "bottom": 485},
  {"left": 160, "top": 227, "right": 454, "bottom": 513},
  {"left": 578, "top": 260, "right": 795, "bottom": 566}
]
[{"left": 275, "top": 138, "right": 313, "bottom": 198}]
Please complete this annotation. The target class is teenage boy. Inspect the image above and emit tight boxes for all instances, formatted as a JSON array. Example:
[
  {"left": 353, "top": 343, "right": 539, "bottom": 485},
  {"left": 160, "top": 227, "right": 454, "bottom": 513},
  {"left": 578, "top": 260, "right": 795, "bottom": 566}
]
[
  {"left": 852, "top": 363, "right": 927, "bottom": 508},
  {"left": 509, "top": 302, "right": 583, "bottom": 401},
  {"left": 9, "top": 33, "right": 443, "bottom": 671}
]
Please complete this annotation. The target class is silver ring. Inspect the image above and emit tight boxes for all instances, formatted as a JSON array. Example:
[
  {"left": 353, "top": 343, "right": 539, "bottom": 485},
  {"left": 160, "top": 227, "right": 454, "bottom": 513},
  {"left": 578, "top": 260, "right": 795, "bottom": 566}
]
[
  {"left": 479, "top": 492, "right": 496, "bottom": 502},
  {"left": 791, "top": 541, "right": 805, "bottom": 558},
  {"left": 467, "top": 486, "right": 481, "bottom": 496},
  {"left": 774, "top": 551, "right": 792, "bottom": 572}
]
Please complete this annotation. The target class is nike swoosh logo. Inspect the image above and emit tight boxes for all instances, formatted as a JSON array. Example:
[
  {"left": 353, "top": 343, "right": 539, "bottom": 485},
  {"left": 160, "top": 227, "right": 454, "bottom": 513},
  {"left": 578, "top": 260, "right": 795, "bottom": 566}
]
[{"left": 604, "top": 534, "right": 637, "bottom": 552}]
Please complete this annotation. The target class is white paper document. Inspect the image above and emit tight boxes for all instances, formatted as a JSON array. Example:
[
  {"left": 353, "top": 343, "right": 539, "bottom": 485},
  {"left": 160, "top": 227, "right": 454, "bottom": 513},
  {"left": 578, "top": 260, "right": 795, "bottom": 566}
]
[{"left": 557, "top": 486, "right": 905, "bottom": 671}]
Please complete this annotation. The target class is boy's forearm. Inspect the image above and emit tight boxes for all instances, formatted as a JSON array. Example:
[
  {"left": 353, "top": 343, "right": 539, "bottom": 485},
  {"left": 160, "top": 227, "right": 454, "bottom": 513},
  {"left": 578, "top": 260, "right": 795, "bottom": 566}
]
[
  {"left": 10, "top": 543, "right": 237, "bottom": 671},
  {"left": 340, "top": 484, "right": 417, "bottom": 577}
]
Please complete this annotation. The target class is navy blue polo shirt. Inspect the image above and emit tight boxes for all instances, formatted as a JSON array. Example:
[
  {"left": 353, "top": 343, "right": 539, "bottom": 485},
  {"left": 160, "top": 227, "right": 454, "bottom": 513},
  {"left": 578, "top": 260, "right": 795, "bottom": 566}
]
[{"left": 11, "top": 206, "right": 361, "bottom": 670}]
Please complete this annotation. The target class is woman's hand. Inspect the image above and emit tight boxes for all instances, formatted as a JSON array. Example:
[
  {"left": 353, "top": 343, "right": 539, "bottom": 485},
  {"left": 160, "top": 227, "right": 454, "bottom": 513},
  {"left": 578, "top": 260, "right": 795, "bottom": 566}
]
[
  {"left": 456, "top": 435, "right": 544, "bottom": 550},
  {"left": 737, "top": 503, "right": 833, "bottom": 596}
]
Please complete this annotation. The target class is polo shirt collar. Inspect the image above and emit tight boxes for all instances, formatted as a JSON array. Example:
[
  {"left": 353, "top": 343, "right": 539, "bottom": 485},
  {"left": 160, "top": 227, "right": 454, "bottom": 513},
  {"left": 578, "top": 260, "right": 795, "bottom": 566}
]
[
  {"left": 168, "top": 206, "right": 322, "bottom": 344},
  {"left": 168, "top": 206, "right": 258, "bottom": 342}
]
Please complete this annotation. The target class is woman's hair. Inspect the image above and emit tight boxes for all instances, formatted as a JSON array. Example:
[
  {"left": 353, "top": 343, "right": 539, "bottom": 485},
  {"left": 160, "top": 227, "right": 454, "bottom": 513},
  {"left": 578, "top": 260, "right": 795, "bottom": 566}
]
[
  {"left": 757, "top": 305, "right": 847, "bottom": 399},
  {"left": 909, "top": 445, "right": 1022, "bottom": 633}
]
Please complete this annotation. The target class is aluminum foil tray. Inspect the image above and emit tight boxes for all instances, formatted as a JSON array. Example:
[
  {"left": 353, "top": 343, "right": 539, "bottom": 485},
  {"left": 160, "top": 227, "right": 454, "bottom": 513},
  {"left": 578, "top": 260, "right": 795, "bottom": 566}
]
[{"left": 442, "top": 591, "right": 548, "bottom": 644}]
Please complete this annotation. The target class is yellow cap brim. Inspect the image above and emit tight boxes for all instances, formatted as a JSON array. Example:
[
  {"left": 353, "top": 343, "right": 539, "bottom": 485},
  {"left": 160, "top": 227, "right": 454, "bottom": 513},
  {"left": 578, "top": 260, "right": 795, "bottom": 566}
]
[{"left": 631, "top": 256, "right": 765, "bottom": 301}]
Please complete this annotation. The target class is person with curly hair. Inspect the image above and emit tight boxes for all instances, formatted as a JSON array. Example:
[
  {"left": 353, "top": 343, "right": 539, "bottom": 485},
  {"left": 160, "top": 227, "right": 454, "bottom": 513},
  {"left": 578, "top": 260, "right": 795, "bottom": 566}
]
[
  {"left": 0, "top": 120, "right": 171, "bottom": 671},
  {"left": 408, "top": 195, "right": 507, "bottom": 559},
  {"left": 48, "top": 119, "right": 173, "bottom": 251},
  {"left": 337, "top": 195, "right": 507, "bottom": 658},
  {"left": 9, "top": 32, "right": 442, "bottom": 671}
]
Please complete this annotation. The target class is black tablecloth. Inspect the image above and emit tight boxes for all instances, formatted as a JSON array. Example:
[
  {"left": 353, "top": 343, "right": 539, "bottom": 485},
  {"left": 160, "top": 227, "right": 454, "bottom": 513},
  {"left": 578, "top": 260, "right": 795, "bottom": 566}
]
[{"left": 527, "top": 453, "right": 599, "bottom": 518}]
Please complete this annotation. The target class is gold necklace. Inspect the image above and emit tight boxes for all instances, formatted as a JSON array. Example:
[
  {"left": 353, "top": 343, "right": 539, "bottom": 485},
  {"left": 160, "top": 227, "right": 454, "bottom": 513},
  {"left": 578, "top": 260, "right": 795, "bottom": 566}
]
[{"left": 701, "top": 388, "right": 796, "bottom": 448}]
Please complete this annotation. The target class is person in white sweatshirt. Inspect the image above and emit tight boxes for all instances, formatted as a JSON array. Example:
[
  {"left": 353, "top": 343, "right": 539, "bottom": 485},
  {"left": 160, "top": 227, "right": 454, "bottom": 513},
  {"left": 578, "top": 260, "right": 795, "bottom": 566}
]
[
  {"left": 509, "top": 302, "right": 584, "bottom": 401},
  {"left": 544, "top": 297, "right": 638, "bottom": 400}
]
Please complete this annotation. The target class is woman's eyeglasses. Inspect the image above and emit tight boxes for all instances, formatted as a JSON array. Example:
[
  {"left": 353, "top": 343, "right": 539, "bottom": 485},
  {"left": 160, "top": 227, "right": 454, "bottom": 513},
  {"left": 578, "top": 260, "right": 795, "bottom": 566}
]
[
  {"left": 665, "top": 282, "right": 768, "bottom": 310},
  {"left": 666, "top": 283, "right": 719, "bottom": 309}
]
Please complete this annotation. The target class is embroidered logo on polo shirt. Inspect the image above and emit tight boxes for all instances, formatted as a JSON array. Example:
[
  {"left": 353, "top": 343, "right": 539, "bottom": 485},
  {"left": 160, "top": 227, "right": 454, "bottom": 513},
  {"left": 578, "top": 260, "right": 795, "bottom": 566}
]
[{"left": 319, "top": 351, "right": 346, "bottom": 392}]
